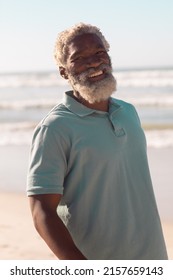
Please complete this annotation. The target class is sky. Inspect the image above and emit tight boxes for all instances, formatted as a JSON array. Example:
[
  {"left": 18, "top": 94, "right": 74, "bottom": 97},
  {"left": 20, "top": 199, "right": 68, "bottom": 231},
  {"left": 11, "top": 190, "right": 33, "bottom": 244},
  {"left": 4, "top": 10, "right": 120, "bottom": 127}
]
[{"left": 0, "top": 0, "right": 173, "bottom": 73}]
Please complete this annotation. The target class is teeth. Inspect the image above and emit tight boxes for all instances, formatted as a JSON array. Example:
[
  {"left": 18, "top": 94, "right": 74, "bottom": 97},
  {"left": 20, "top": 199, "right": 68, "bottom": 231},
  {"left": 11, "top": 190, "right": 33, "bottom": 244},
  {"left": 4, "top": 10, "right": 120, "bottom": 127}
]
[{"left": 89, "top": 70, "right": 103, "bottom": 78}]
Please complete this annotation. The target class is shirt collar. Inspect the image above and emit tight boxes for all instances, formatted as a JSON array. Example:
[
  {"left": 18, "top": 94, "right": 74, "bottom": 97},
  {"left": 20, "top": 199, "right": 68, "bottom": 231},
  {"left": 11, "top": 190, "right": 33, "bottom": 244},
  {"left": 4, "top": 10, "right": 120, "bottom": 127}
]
[{"left": 63, "top": 91, "right": 122, "bottom": 117}]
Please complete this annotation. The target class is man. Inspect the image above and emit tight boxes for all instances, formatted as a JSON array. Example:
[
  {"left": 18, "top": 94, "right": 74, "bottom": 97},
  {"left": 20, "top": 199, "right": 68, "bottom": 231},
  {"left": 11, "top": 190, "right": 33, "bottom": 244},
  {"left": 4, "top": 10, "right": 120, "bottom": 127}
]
[{"left": 27, "top": 23, "right": 168, "bottom": 260}]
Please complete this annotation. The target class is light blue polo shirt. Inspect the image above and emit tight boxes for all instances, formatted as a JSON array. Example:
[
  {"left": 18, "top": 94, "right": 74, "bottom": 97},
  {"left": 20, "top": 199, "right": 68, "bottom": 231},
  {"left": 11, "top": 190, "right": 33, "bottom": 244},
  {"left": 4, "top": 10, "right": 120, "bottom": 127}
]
[{"left": 27, "top": 91, "right": 168, "bottom": 260}]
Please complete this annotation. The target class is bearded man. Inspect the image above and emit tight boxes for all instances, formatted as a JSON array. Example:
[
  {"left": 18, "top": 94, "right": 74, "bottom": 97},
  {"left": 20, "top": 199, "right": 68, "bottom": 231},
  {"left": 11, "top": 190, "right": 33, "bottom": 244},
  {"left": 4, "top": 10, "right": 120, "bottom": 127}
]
[{"left": 27, "top": 23, "right": 168, "bottom": 260}]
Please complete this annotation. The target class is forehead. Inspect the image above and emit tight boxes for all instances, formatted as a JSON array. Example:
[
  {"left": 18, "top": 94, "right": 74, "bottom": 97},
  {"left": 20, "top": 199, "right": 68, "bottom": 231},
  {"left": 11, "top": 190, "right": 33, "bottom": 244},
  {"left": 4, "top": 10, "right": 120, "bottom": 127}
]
[{"left": 67, "top": 33, "right": 105, "bottom": 57}]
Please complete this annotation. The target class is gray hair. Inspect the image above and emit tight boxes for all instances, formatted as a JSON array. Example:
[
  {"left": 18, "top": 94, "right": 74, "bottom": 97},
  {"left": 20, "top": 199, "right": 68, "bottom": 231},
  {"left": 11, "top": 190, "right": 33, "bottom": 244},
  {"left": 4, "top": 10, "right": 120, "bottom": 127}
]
[{"left": 54, "top": 23, "right": 110, "bottom": 67}]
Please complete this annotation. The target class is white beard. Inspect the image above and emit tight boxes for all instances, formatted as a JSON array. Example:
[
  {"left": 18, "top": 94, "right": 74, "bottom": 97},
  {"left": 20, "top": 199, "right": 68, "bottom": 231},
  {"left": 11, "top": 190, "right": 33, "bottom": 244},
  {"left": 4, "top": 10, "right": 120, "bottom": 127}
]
[{"left": 67, "top": 65, "right": 117, "bottom": 104}]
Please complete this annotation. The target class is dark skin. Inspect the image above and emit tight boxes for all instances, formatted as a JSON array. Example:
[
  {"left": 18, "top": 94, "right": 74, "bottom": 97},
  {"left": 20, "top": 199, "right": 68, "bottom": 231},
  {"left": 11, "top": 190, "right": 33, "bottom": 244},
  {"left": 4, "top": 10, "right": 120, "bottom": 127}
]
[
  {"left": 29, "top": 194, "right": 86, "bottom": 259},
  {"left": 29, "top": 33, "right": 111, "bottom": 260}
]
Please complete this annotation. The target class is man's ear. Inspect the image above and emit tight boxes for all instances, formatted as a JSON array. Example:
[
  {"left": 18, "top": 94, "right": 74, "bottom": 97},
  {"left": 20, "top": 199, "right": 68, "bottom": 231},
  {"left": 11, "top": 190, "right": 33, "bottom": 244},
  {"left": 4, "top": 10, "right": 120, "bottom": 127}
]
[{"left": 59, "top": 66, "right": 68, "bottom": 79}]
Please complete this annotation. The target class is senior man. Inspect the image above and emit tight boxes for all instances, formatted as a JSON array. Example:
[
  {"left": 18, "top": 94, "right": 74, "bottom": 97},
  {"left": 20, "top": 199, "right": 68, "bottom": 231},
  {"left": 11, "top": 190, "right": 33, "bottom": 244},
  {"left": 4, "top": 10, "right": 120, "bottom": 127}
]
[{"left": 27, "top": 23, "right": 168, "bottom": 260}]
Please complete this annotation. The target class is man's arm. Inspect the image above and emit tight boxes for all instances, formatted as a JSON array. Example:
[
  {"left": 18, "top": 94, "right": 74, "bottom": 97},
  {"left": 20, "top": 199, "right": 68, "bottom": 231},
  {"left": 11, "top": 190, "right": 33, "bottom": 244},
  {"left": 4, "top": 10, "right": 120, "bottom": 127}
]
[{"left": 29, "top": 194, "right": 87, "bottom": 260}]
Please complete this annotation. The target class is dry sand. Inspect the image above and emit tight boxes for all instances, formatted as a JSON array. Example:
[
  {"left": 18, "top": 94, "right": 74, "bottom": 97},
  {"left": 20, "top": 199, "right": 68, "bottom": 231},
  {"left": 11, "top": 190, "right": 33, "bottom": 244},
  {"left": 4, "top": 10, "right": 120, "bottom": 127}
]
[
  {"left": 0, "top": 192, "right": 172, "bottom": 260},
  {"left": 0, "top": 192, "right": 55, "bottom": 260}
]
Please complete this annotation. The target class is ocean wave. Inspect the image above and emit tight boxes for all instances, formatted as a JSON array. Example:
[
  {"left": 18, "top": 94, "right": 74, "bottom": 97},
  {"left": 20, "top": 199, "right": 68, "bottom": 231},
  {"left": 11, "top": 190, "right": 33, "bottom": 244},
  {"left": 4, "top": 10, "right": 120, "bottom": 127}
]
[
  {"left": 0, "top": 122, "right": 35, "bottom": 146},
  {"left": 116, "top": 69, "right": 173, "bottom": 87},
  {"left": 0, "top": 72, "right": 67, "bottom": 88},
  {"left": 145, "top": 130, "right": 173, "bottom": 148},
  {"left": 1, "top": 69, "right": 173, "bottom": 88},
  {"left": 120, "top": 96, "right": 173, "bottom": 107},
  {"left": 0, "top": 99, "right": 59, "bottom": 109},
  {"left": 1, "top": 123, "right": 173, "bottom": 148}
]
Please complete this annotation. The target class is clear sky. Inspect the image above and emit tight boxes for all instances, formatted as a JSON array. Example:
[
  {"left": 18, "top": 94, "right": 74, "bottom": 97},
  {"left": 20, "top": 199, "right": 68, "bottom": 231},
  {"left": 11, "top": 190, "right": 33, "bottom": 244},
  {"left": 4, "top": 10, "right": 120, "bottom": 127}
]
[{"left": 0, "top": 0, "right": 173, "bottom": 73}]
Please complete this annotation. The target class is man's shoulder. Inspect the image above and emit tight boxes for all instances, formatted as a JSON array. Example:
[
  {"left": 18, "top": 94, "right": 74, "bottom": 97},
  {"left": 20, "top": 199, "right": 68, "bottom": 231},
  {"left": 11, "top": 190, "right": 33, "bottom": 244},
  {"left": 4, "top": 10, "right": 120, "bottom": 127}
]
[
  {"left": 40, "top": 102, "right": 72, "bottom": 128},
  {"left": 111, "top": 97, "right": 134, "bottom": 108},
  {"left": 111, "top": 98, "right": 140, "bottom": 123}
]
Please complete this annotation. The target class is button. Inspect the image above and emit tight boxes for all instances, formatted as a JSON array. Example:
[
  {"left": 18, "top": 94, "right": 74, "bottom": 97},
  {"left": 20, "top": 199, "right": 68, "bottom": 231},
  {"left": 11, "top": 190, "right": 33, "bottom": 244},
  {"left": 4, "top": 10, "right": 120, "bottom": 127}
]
[{"left": 114, "top": 127, "right": 125, "bottom": 137}]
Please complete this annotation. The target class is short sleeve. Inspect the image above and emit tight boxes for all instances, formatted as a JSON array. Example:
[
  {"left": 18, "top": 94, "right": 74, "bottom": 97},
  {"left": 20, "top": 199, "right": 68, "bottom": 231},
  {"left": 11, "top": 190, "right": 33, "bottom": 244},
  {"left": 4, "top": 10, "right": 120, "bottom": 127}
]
[{"left": 27, "top": 124, "right": 68, "bottom": 196}]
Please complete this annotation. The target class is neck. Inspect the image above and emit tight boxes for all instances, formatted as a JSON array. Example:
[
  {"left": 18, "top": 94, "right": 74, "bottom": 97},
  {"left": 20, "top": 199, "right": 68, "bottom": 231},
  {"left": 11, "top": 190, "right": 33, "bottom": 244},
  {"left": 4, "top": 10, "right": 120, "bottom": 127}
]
[{"left": 73, "top": 91, "right": 109, "bottom": 112}]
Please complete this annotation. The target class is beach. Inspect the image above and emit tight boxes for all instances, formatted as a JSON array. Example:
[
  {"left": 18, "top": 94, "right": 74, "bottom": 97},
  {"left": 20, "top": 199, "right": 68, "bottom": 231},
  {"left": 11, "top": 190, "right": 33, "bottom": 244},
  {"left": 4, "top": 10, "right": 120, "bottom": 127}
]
[{"left": 0, "top": 145, "right": 173, "bottom": 260}]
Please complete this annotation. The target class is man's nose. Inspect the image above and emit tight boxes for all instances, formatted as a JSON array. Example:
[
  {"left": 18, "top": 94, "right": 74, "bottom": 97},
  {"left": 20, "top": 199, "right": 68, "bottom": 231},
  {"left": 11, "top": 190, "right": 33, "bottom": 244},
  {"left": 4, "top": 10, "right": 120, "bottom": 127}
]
[{"left": 86, "top": 55, "right": 101, "bottom": 68}]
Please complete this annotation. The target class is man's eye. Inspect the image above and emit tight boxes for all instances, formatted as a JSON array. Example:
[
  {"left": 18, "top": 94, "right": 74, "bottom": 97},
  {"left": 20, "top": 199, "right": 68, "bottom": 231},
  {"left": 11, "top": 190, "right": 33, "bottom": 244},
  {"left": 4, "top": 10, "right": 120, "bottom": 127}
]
[
  {"left": 96, "top": 51, "right": 106, "bottom": 55},
  {"left": 73, "top": 56, "right": 83, "bottom": 62}
]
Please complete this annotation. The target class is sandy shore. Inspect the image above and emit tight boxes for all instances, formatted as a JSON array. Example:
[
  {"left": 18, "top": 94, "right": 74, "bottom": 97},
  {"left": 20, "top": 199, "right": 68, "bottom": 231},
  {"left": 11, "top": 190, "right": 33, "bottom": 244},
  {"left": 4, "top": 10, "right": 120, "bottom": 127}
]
[
  {"left": 0, "top": 146, "right": 173, "bottom": 259},
  {"left": 0, "top": 191, "right": 172, "bottom": 260}
]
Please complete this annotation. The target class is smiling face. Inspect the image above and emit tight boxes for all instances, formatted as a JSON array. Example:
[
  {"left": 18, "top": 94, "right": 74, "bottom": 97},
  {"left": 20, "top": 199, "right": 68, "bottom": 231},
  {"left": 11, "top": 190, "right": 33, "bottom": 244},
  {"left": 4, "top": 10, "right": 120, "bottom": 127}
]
[{"left": 60, "top": 33, "right": 116, "bottom": 103}]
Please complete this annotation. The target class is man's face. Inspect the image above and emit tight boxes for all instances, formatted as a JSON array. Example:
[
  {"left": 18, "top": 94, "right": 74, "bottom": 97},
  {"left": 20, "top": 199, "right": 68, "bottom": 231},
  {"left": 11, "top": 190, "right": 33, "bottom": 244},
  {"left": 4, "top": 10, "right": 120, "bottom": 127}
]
[{"left": 62, "top": 33, "right": 116, "bottom": 103}]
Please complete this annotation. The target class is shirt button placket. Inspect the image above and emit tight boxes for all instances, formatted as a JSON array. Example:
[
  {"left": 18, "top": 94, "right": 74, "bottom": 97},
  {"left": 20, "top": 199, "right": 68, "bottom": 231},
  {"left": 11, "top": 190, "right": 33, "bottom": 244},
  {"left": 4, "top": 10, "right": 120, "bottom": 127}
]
[{"left": 109, "top": 116, "right": 125, "bottom": 137}]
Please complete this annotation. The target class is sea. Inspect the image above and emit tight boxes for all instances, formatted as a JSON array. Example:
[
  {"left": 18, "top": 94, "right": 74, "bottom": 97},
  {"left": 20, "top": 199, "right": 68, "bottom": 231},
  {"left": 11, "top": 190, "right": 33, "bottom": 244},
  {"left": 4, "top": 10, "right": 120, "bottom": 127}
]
[{"left": 0, "top": 67, "right": 173, "bottom": 148}]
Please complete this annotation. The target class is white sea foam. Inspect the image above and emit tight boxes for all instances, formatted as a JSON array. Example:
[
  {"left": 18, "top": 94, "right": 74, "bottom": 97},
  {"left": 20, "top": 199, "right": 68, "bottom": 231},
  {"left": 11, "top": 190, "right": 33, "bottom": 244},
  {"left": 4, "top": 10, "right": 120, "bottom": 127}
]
[
  {"left": 0, "top": 99, "right": 58, "bottom": 109},
  {"left": 117, "top": 95, "right": 173, "bottom": 107},
  {"left": 0, "top": 72, "right": 66, "bottom": 88},
  {"left": 116, "top": 69, "right": 173, "bottom": 87},
  {"left": 0, "top": 122, "right": 35, "bottom": 146},
  {"left": 145, "top": 130, "right": 173, "bottom": 148}
]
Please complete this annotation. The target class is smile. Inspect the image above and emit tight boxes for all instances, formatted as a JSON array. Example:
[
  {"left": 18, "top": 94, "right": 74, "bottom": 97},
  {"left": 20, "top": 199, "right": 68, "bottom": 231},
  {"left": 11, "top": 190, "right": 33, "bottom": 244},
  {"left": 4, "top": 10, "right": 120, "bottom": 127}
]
[{"left": 88, "top": 70, "right": 103, "bottom": 78}]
